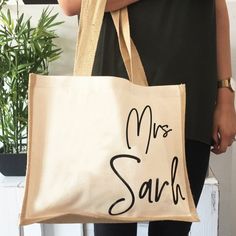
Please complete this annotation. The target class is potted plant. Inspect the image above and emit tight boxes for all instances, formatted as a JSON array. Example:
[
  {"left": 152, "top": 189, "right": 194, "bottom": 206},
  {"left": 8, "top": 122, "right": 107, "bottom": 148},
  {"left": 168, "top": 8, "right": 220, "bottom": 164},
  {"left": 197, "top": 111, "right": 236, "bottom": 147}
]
[{"left": 0, "top": 0, "right": 63, "bottom": 176}]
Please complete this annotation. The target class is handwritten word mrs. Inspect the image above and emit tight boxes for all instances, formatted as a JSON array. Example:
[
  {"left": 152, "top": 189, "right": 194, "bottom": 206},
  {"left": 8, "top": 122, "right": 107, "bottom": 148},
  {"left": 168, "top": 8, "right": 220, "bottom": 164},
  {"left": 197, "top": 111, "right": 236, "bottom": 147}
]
[{"left": 126, "top": 105, "right": 172, "bottom": 154}]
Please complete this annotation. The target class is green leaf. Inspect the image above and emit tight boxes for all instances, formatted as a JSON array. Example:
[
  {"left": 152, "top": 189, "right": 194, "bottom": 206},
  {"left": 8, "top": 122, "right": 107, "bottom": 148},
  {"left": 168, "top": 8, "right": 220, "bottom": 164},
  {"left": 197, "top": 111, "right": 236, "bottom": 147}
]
[{"left": 0, "top": 4, "right": 63, "bottom": 153}]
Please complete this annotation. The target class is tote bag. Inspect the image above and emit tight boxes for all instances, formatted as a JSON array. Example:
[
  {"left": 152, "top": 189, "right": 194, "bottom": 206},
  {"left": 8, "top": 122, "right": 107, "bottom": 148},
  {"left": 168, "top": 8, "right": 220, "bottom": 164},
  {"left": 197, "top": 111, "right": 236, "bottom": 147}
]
[{"left": 20, "top": 0, "right": 199, "bottom": 225}]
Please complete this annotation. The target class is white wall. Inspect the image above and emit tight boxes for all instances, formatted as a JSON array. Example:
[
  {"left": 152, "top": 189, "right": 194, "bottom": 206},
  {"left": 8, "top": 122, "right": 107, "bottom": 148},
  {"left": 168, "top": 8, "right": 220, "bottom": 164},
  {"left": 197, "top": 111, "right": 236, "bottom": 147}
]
[
  {"left": 3, "top": 2, "right": 236, "bottom": 236},
  {"left": 210, "top": 2, "right": 236, "bottom": 236}
]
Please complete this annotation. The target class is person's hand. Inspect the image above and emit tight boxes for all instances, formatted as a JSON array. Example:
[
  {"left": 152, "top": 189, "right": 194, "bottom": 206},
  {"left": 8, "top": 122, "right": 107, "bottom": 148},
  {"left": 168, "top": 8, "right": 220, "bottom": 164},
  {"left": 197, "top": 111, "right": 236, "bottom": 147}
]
[
  {"left": 211, "top": 89, "right": 236, "bottom": 154},
  {"left": 58, "top": 0, "right": 140, "bottom": 16}
]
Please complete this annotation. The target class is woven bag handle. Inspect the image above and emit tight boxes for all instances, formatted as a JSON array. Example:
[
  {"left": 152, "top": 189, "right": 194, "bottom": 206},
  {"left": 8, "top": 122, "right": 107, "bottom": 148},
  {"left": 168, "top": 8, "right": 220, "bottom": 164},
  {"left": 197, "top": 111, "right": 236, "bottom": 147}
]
[{"left": 73, "top": 0, "right": 148, "bottom": 86}]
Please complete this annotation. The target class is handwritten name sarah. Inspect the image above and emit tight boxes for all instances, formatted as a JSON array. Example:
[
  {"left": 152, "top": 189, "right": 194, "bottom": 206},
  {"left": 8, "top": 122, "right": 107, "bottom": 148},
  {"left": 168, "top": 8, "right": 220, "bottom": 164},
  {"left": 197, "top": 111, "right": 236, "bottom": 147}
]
[
  {"left": 108, "top": 105, "right": 185, "bottom": 216},
  {"left": 108, "top": 155, "right": 185, "bottom": 216}
]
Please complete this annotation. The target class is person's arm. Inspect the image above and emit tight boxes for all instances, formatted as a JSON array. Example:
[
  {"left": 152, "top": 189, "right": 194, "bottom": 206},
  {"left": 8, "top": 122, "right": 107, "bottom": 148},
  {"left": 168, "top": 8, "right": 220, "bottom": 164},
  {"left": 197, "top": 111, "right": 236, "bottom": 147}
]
[
  {"left": 58, "top": 0, "right": 139, "bottom": 16},
  {"left": 212, "top": 0, "right": 236, "bottom": 154}
]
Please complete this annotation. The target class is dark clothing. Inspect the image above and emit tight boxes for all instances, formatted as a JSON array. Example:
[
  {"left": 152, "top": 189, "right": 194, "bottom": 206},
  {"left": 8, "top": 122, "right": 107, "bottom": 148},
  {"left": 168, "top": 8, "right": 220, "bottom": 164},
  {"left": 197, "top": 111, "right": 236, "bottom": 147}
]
[
  {"left": 93, "top": 1, "right": 215, "bottom": 234},
  {"left": 94, "top": 139, "right": 211, "bottom": 236},
  {"left": 93, "top": 0, "right": 218, "bottom": 145}
]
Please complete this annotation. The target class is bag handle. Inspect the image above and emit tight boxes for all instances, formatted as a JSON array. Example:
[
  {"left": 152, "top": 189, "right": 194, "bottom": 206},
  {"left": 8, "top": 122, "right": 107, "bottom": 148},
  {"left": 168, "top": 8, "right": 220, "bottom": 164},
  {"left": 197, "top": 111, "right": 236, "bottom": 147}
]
[
  {"left": 73, "top": 0, "right": 148, "bottom": 86},
  {"left": 111, "top": 9, "right": 148, "bottom": 86},
  {"left": 73, "top": 0, "right": 106, "bottom": 77}
]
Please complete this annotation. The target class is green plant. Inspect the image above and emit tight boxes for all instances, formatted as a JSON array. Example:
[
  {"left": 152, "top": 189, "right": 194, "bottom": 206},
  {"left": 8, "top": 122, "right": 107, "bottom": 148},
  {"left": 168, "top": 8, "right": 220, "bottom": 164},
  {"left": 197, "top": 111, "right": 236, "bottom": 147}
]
[
  {"left": 0, "top": 1, "right": 63, "bottom": 153},
  {"left": 0, "top": 0, "right": 7, "bottom": 9}
]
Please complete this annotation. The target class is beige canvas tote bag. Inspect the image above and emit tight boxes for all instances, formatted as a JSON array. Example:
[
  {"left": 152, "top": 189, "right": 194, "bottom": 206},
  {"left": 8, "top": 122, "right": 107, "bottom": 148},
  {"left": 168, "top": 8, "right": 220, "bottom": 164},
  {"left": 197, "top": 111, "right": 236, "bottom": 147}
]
[{"left": 20, "top": 0, "right": 199, "bottom": 225}]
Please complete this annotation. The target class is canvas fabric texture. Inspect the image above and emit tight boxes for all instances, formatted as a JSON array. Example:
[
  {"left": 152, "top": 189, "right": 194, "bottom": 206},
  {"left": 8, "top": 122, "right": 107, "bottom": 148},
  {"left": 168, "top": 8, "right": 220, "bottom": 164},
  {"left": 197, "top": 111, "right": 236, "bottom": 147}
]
[{"left": 20, "top": 0, "right": 198, "bottom": 225}]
